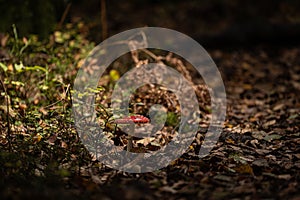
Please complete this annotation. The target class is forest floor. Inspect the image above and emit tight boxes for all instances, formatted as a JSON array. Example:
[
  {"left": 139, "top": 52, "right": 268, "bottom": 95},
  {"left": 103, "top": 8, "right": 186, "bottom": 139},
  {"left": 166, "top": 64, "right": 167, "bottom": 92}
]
[{"left": 0, "top": 24, "right": 299, "bottom": 199}]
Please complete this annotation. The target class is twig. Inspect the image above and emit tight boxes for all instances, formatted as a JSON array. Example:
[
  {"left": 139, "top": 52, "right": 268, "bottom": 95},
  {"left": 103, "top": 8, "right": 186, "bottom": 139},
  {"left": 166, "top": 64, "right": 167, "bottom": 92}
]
[
  {"left": 44, "top": 83, "right": 70, "bottom": 110},
  {"left": 57, "top": 3, "right": 72, "bottom": 30},
  {"left": 101, "top": 0, "right": 108, "bottom": 40},
  {"left": 62, "top": 83, "right": 70, "bottom": 113},
  {"left": 43, "top": 99, "right": 63, "bottom": 109},
  {"left": 140, "top": 49, "right": 161, "bottom": 61}
]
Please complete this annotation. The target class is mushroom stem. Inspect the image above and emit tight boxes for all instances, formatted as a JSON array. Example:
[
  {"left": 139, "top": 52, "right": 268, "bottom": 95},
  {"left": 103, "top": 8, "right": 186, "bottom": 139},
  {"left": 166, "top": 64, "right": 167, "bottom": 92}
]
[
  {"left": 127, "top": 135, "right": 133, "bottom": 152},
  {"left": 127, "top": 123, "right": 134, "bottom": 152}
]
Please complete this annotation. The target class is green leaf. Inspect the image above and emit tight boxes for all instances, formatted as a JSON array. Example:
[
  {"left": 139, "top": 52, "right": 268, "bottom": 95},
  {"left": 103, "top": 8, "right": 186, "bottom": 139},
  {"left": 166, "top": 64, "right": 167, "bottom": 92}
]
[
  {"left": 109, "top": 69, "right": 120, "bottom": 81},
  {"left": 0, "top": 62, "right": 8, "bottom": 72},
  {"left": 14, "top": 62, "right": 24, "bottom": 72},
  {"left": 25, "top": 65, "right": 47, "bottom": 73},
  {"left": 166, "top": 112, "right": 179, "bottom": 127},
  {"left": 11, "top": 81, "right": 24, "bottom": 86},
  {"left": 54, "top": 31, "right": 64, "bottom": 43},
  {"left": 87, "top": 86, "right": 105, "bottom": 93},
  {"left": 40, "top": 85, "right": 49, "bottom": 91}
]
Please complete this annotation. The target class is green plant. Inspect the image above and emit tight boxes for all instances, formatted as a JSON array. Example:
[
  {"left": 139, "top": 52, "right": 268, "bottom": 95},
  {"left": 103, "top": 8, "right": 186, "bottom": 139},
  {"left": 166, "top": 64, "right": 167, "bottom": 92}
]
[{"left": 0, "top": 22, "right": 97, "bottom": 183}]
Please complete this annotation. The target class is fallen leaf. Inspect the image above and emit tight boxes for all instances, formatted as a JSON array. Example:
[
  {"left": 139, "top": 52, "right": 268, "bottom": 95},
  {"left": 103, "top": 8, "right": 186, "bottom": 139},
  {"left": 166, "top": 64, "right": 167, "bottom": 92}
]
[
  {"left": 136, "top": 137, "right": 155, "bottom": 146},
  {"left": 0, "top": 105, "right": 17, "bottom": 117},
  {"left": 234, "top": 164, "right": 254, "bottom": 175},
  {"left": 263, "top": 119, "right": 276, "bottom": 128},
  {"left": 278, "top": 174, "right": 292, "bottom": 180},
  {"left": 263, "top": 134, "right": 282, "bottom": 141},
  {"left": 32, "top": 133, "right": 42, "bottom": 143},
  {"left": 252, "top": 159, "right": 269, "bottom": 167},
  {"left": 252, "top": 130, "right": 267, "bottom": 140},
  {"left": 273, "top": 103, "right": 285, "bottom": 111},
  {"left": 160, "top": 186, "right": 177, "bottom": 194},
  {"left": 213, "top": 174, "right": 233, "bottom": 182}
]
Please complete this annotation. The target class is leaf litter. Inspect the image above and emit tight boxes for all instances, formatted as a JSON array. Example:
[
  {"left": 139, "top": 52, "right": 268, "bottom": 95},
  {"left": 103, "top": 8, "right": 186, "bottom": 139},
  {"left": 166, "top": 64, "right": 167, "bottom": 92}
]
[{"left": 0, "top": 32, "right": 299, "bottom": 199}]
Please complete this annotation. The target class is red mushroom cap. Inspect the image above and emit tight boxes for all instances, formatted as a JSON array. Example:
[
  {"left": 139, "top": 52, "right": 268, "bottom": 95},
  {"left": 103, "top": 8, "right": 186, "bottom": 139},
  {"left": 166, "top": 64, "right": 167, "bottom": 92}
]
[{"left": 114, "top": 115, "right": 150, "bottom": 124}]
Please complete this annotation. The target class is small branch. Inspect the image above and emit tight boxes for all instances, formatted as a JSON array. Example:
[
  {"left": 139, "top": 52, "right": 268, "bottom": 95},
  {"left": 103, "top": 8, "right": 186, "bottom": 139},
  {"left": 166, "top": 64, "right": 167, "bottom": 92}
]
[
  {"left": 101, "top": 0, "right": 108, "bottom": 40},
  {"left": 43, "top": 99, "right": 63, "bottom": 109},
  {"left": 57, "top": 3, "right": 72, "bottom": 30},
  {"left": 141, "top": 49, "right": 161, "bottom": 61}
]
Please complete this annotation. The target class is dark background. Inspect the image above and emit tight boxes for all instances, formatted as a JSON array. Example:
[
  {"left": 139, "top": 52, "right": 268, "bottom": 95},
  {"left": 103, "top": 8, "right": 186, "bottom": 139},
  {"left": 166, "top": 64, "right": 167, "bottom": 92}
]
[{"left": 1, "top": 0, "right": 300, "bottom": 47}]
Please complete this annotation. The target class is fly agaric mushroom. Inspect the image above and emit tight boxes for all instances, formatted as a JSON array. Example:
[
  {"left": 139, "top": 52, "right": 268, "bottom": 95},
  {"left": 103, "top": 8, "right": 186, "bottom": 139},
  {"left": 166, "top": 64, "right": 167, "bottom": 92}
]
[
  {"left": 114, "top": 115, "right": 150, "bottom": 124},
  {"left": 113, "top": 115, "right": 150, "bottom": 152}
]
